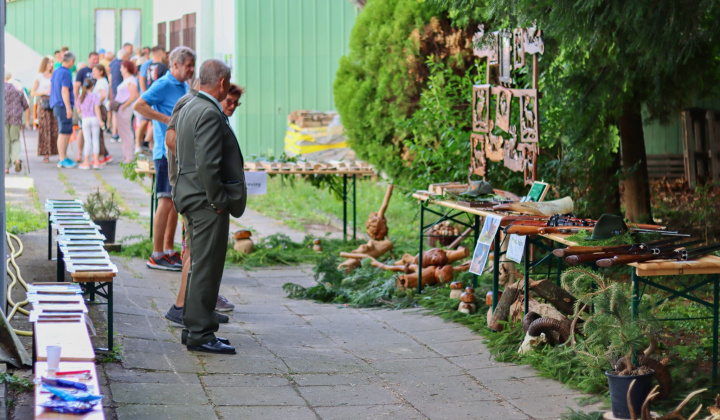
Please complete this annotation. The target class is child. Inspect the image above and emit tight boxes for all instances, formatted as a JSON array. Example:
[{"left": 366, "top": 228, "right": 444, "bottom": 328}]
[{"left": 77, "top": 78, "right": 104, "bottom": 169}]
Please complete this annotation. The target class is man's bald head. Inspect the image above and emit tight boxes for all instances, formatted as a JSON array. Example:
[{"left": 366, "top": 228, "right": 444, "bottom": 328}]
[{"left": 198, "top": 59, "right": 232, "bottom": 102}]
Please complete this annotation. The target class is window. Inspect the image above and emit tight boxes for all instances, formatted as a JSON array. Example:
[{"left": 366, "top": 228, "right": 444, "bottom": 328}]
[
  {"left": 95, "top": 9, "right": 116, "bottom": 53},
  {"left": 157, "top": 22, "right": 167, "bottom": 50},
  {"left": 169, "top": 19, "right": 182, "bottom": 50},
  {"left": 182, "top": 13, "right": 196, "bottom": 51},
  {"left": 121, "top": 9, "right": 142, "bottom": 50}
]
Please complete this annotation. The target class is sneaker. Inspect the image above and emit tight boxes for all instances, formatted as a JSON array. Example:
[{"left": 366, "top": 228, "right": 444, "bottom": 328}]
[
  {"left": 147, "top": 254, "right": 182, "bottom": 271},
  {"left": 111, "top": 134, "right": 120, "bottom": 142},
  {"left": 57, "top": 158, "right": 77, "bottom": 169},
  {"left": 14, "top": 161, "right": 21, "bottom": 173},
  {"left": 99, "top": 155, "right": 113, "bottom": 165},
  {"left": 134, "top": 147, "right": 142, "bottom": 154},
  {"left": 215, "top": 312, "right": 229, "bottom": 324},
  {"left": 215, "top": 295, "right": 235, "bottom": 312},
  {"left": 167, "top": 252, "right": 183, "bottom": 268},
  {"left": 78, "top": 163, "right": 91, "bottom": 170},
  {"left": 92, "top": 161, "right": 103, "bottom": 170},
  {"left": 165, "top": 304, "right": 184, "bottom": 327}
]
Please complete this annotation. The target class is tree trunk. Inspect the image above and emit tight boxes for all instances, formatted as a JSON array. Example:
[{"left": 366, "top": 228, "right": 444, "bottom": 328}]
[
  {"left": 618, "top": 100, "right": 653, "bottom": 223},
  {"left": 597, "top": 151, "right": 622, "bottom": 216}
]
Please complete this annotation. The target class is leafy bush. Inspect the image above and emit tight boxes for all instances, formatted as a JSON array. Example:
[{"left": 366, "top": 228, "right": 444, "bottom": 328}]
[{"left": 334, "top": 0, "right": 479, "bottom": 184}]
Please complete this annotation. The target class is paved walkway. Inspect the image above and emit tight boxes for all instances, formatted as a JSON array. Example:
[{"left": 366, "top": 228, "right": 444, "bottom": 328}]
[{"left": 6, "top": 131, "right": 601, "bottom": 419}]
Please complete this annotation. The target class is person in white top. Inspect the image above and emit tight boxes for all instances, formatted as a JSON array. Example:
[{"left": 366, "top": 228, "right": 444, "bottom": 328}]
[
  {"left": 115, "top": 60, "right": 139, "bottom": 163},
  {"left": 91, "top": 64, "right": 112, "bottom": 165}
]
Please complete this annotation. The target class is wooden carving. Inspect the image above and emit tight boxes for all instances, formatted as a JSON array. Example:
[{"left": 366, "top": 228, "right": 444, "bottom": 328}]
[
  {"left": 486, "top": 134, "right": 504, "bottom": 163},
  {"left": 473, "top": 25, "right": 498, "bottom": 64},
  {"left": 519, "top": 90, "right": 539, "bottom": 142},
  {"left": 470, "top": 133, "right": 487, "bottom": 177},
  {"left": 503, "top": 126, "right": 524, "bottom": 172},
  {"left": 498, "top": 30, "right": 513, "bottom": 85},
  {"left": 523, "top": 143, "right": 538, "bottom": 186},
  {"left": 472, "top": 85, "right": 491, "bottom": 133},
  {"left": 495, "top": 87, "right": 512, "bottom": 133},
  {"left": 513, "top": 28, "right": 525, "bottom": 69},
  {"left": 523, "top": 23, "right": 544, "bottom": 55}
]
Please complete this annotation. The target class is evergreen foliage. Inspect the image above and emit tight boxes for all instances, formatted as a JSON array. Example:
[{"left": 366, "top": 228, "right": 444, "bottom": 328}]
[{"left": 334, "top": 0, "right": 487, "bottom": 189}]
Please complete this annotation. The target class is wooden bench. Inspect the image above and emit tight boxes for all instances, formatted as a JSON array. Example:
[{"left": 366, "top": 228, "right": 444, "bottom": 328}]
[
  {"left": 45, "top": 200, "right": 118, "bottom": 351},
  {"left": 29, "top": 283, "right": 104, "bottom": 419}
]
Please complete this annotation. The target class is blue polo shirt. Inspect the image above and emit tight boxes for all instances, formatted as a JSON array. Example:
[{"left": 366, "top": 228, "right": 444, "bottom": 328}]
[
  {"left": 49, "top": 66, "right": 74, "bottom": 108},
  {"left": 140, "top": 72, "right": 189, "bottom": 159}
]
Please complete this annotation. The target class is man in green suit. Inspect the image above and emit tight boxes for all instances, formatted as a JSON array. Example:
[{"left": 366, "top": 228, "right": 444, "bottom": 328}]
[{"left": 173, "top": 59, "right": 246, "bottom": 354}]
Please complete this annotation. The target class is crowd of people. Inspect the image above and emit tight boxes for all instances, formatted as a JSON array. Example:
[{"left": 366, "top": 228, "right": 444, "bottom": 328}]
[
  {"left": 5, "top": 42, "right": 248, "bottom": 355},
  {"left": 8, "top": 43, "right": 167, "bottom": 169}
]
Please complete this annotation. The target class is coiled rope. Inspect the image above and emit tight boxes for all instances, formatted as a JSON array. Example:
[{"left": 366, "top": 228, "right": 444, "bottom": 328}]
[{"left": 5, "top": 232, "right": 32, "bottom": 336}]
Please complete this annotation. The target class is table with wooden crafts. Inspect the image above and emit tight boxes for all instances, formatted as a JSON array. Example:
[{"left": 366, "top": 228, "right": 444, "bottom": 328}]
[
  {"left": 413, "top": 191, "right": 720, "bottom": 380},
  {"left": 539, "top": 231, "right": 720, "bottom": 380}
]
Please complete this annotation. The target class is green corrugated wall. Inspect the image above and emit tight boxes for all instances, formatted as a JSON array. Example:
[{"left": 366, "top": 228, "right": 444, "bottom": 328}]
[
  {"left": 644, "top": 99, "right": 720, "bottom": 155},
  {"left": 234, "top": 0, "right": 358, "bottom": 156},
  {"left": 6, "top": 0, "right": 153, "bottom": 60}
]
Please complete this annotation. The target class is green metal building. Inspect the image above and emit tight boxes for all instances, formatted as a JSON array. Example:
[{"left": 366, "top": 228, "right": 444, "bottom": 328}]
[{"left": 6, "top": 0, "right": 358, "bottom": 157}]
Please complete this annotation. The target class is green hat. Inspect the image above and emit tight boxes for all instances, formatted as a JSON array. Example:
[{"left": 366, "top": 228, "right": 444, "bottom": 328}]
[
  {"left": 590, "top": 214, "right": 628, "bottom": 240},
  {"left": 460, "top": 181, "right": 494, "bottom": 198}
]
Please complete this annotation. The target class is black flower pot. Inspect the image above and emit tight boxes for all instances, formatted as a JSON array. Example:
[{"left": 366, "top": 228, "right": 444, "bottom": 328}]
[
  {"left": 606, "top": 370, "right": 655, "bottom": 419},
  {"left": 94, "top": 219, "right": 117, "bottom": 244}
]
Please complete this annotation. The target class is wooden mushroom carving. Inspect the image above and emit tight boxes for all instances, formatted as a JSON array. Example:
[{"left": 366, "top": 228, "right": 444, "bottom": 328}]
[
  {"left": 449, "top": 282, "right": 464, "bottom": 299},
  {"left": 233, "top": 230, "right": 254, "bottom": 254},
  {"left": 459, "top": 287, "right": 477, "bottom": 314},
  {"left": 365, "top": 184, "right": 393, "bottom": 240}
]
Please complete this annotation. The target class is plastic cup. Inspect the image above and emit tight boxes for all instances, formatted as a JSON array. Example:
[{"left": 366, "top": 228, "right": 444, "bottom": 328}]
[{"left": 46, "top": 345, "right": 61, "bottom": 376}]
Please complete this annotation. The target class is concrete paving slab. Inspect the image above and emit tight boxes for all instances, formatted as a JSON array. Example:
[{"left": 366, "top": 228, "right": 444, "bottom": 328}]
[
  {"left": 200, "top": 353, "right": 289, "bottom": 375},
  {"left": 116, "top": 404, "right": 218, "bottom": 420},
  {"left": 216, "top": 405, "right": 318, "bottom": 420},
  {"left": 314, "top": 404, "right": 426, "bottom": 420},
  {"left": 200, "top": 374, "right": 291, "bottom": 387},
  {"left": 291, "top": 373, "right": 378, "bottom": 387},
  {"left": 105, "top": 364, "right": 201, "bottom": 385},
  {"left": 206, "top": 385, "right": 306, "bottom": 406},
  {"left": 121, "top": 350, "right": 200, "bottom": 372},
  {"left": 110, "top": 382, "right": 209, "bottom": 405},
  {"left": 298, "top": 383, "right": 401, "bottom": 407}
]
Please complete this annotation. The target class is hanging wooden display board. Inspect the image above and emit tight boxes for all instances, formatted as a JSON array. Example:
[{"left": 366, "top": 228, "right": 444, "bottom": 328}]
[{"left": 470, "top": 24, "right": 544, "bottom": 186}]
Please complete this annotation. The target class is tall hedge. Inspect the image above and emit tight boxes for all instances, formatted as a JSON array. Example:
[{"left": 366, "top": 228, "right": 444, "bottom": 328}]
[{"left": 334, "top": 0, "right": 480, "bottom": 186}]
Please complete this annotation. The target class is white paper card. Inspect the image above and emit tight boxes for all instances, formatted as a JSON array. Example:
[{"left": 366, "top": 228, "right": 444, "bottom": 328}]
[
  {"left": 506, "top": 234, "right": 526, "bottom": 263},
  {"left": 469, "top": 215, "right": 503, "bottom": 275},
  {"left": 244, "top": 171, "right": 268, "bottom": 195}
]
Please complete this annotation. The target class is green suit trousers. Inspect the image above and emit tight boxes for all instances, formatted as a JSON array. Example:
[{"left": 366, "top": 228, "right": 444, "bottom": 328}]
[{"left": 182, "top": 206, "right": 230, "bottom": 346}]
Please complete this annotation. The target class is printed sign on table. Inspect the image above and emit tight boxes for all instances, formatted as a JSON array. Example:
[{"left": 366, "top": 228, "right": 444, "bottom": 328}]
[
  {"left": 469, "top": 215, "right": 503, "bottom": 275},
  {"left": 506, "top": 234, "right": 526, "bottom": 263},
  {"left": 244, "top": 171, "right": 268, "bottom": 195}
]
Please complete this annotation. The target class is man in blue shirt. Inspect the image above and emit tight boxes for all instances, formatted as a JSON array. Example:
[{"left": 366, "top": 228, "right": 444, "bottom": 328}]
[
  {"left": 50, "top": 51, "right": 77, "bottom": 168},
  {"left": 134, "top": 46, "right": 196, "bottom": 271}
]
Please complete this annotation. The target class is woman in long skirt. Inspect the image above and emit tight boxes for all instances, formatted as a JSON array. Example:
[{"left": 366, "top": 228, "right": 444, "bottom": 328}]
[{"left": 30, "top": 56, "right": 58, "bottom": 162}]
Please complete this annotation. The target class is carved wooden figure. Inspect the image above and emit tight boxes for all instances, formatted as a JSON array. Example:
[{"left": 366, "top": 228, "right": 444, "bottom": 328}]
[
  {"left": 470, "top": 133, "right": 487, "bottom": 177},
  {"left": 472, "top": 85, "right": 491, "bottom": 133},
  {"left": 519, "top": 90, "right": 539, "bottom": 143},
  {"left": 513, "top": 28, "right": 526, "bottom": 69},
  {"left": 495, "top": 87, "right": 512, "bottom": 133}
]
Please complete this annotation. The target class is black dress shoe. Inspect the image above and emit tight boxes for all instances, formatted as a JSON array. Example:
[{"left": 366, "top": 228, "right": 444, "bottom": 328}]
[
  {"left": 182, "top": 336, "right": 230, "bottom": 345},
  {"left": 187, "top": 338, "right": 236, "bottom": 354},
  {"left": 215, "top": 312, "right": 229, "bottom": 324}
]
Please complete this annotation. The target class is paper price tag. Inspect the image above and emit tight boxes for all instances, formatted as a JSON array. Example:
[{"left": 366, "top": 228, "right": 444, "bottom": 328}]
[
  {"left": 244, "top": 171, "right": 267, "bottom": 195},
  {"left": 506, "top": 234, "right": 526, "bottom": 263}
]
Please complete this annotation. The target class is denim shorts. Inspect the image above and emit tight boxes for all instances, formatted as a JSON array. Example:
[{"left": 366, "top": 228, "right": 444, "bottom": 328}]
[
  {"left": 53, "top": 105, "right": 73, "bottom": 135},
  {"left": 155, "top": 157, "right": 173, "bottom": 198}
]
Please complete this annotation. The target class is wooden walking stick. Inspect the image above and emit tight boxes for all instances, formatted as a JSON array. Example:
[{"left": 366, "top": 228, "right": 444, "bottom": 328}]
[
  {"left": 366, "top": 184, "right": 393, "bottom": 240},
  {"left": 21, "top": 126, "right": 30, "bottom": 174}
]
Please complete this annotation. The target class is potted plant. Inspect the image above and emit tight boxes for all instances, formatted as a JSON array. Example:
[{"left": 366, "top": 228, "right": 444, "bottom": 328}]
[
  {"left": 562, "top": 268, "right": 666, "bottom": 420},
  {"left": 83, "top": 187, "right": 122, "bottom": 244}
]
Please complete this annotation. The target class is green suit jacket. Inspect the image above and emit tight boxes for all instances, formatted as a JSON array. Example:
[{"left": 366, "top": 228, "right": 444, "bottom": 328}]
[{"left": 173, "top": 93, "right": 246, "bottom": 218}]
